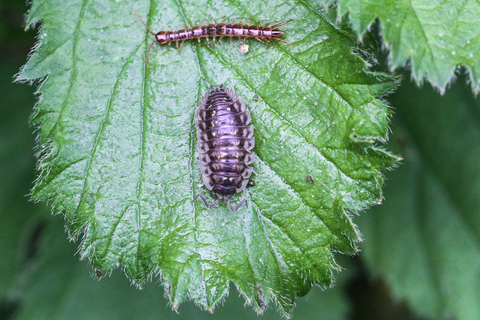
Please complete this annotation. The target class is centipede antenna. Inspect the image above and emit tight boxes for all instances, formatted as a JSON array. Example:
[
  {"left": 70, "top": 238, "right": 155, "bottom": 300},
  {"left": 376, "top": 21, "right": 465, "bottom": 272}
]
[
  {"left": 224, "top": 197, "right": 248, "bottom": 212},
  {"left": 134, "top": 10, "right": 156, "bottom": 36},
  {"left": 146, "top": 39, "right": 156, "bottom": 66}
]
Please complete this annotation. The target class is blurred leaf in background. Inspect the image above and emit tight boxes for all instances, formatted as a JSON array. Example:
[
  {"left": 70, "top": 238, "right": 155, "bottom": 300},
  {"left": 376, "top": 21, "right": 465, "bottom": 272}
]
[{"left": 358, "top": 72, "right": 480, "bottom": 320}]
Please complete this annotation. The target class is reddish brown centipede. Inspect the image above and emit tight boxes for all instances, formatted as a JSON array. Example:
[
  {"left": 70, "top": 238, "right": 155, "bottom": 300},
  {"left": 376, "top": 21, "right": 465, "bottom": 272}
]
[{"left": 135, "top": 11, "right": 292, "bottom": 66}]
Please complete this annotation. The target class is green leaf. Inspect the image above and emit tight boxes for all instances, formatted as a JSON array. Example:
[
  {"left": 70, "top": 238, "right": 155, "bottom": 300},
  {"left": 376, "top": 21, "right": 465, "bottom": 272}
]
[
  {"left": 12, "top": 214, "right": 354, "bottom": 320},
  {"left": 358, "top": 76, "right": 480, "bottom": 320},
  {"left": 18, "top": 0, "right": 397, "bottom": 315},
  {"left": 329, "top": 0, "right": 480, "bottom": 93}
]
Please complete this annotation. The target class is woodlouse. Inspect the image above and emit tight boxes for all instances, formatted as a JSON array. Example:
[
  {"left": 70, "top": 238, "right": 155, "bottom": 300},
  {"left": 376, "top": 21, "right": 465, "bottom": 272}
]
[
  {"left": 135, "top": 11, "right": 292, "bottom": 65},
  {"left": 194, "top": 84, "right": 255, "bottom": 212}
]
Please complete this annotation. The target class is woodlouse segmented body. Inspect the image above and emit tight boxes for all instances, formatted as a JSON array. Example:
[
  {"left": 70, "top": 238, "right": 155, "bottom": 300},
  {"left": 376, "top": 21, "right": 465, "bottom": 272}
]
[
  {"left": 194, "top": 85, "right": 255, "bottom": 212},
  {"left": 135, "top": 11, "right": 292, "bottom": 65}
]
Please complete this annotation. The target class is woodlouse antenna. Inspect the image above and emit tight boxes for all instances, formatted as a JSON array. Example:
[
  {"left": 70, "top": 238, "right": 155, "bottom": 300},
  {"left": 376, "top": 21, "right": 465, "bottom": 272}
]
[{"left": 194, "top": 194, "right": 248, "bottom": 212}]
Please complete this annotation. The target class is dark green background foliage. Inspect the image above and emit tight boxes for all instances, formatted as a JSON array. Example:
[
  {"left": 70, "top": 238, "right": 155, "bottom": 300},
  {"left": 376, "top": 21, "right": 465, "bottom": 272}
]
[{"left": 1, "top": 0, "right": 479, "bottom": 319}]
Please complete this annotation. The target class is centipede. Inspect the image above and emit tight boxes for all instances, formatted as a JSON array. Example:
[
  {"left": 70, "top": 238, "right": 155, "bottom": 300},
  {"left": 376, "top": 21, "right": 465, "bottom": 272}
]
[{"left": 135, "top": 11, "right": 292, "bottom": 66}]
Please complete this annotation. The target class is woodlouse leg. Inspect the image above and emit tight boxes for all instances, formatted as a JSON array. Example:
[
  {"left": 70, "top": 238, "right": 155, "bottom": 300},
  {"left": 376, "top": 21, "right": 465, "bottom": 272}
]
[
  {"left": 224, "top": 197, "right": 248, "bottom": 212},
  {"left": 194, "top": 194, "right": 222, "bottom": 209}
]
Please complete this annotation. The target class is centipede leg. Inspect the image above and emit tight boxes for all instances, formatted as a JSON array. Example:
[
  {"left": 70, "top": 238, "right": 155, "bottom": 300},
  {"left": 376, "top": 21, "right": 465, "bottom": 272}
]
[
  {"left": 194, "top": 194, "right": 222, "bottom": 209},
  {"left": 262, "top": 38, "right": 273, "bottom": 45},
  {"left": 224, "top": 197, "right": 248, "bottom": 212},
  {"left": 271, "top": 19, "right": 294, "bottom": 28},
  {"left": 275, "top": 38, "right": 294, "bottom": 45},
  {"left": 255, "top": 37, "right": 267, "bottom": 45},
  {"left": 178, "top": 40, "right": 185, "bottom": 50}
]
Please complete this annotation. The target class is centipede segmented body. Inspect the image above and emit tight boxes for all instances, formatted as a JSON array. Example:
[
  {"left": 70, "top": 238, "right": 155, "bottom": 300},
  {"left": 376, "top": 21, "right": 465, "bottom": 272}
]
[
  {"left": 194, "top": 84, "right": 255, "bottom": 212},
  {"left": 135, "top": 11, "right": 292, "bottom": 65}
]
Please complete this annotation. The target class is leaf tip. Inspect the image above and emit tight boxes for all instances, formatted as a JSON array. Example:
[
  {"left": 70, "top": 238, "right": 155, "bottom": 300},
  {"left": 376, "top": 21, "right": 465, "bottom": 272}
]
[{"left": 440, "top": 88, "right": 446, "bottom": 95}]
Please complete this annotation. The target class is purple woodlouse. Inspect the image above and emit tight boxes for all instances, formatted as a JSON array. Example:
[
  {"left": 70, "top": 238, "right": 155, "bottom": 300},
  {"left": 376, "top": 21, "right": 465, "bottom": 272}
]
[
  {"left": 135, "top": 11, "right": 292, "bottom": 65},
  {"left": 194, "top": 84, "right": 255, "bottom": 212}
]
